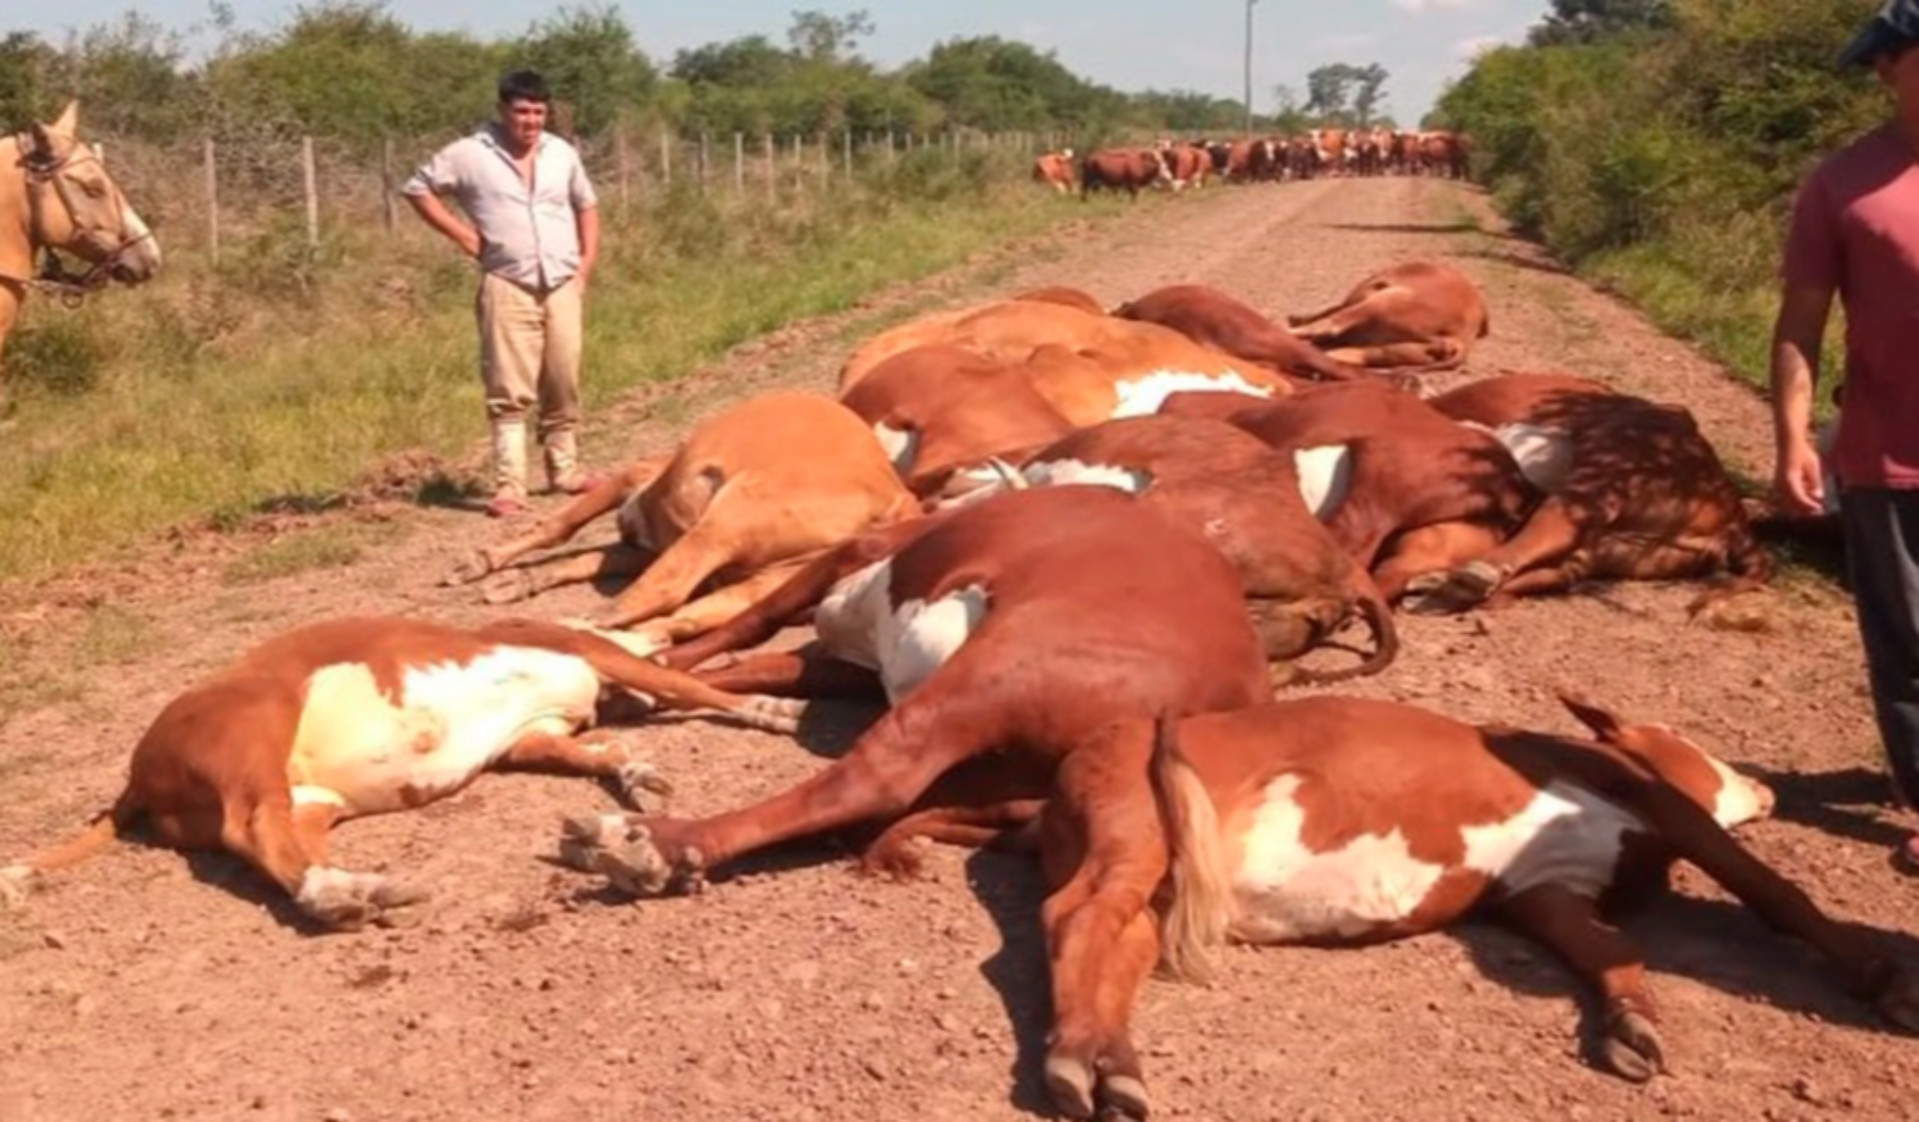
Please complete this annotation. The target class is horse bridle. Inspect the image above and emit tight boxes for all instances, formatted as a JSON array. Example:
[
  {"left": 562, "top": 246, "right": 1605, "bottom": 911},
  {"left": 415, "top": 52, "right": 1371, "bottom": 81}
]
[{"left": 9, "top": 131, "right": 156, "bottom": 306}]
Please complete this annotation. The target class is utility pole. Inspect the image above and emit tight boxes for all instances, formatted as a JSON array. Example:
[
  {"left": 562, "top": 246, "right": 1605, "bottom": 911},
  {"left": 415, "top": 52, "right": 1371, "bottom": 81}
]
[{"left": 1243, "top": 0, "right": 1259, "bottom": 138}]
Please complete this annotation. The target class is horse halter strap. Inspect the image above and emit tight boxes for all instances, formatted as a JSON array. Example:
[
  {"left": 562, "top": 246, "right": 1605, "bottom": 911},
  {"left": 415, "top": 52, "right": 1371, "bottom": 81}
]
[{"left": 9, "top": 131, "right": 151, "bottom": 303}]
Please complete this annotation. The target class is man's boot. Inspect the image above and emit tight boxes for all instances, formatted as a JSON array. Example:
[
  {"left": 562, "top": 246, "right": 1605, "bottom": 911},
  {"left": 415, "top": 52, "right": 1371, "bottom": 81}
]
[
  {"left": 487, "top": 419, "right": 530, "bottom": 518},
  {"left": 544, "top": 428, "right": 596, "bottom": 495}
]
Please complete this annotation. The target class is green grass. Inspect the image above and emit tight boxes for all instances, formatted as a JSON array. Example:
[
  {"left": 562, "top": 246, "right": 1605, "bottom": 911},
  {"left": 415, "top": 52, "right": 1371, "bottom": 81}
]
[{"left": 0, "top": 157, "right": 1122, "bottom": 586}]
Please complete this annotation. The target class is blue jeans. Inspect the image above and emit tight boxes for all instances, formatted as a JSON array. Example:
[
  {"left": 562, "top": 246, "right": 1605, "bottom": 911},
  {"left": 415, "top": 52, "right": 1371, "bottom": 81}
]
[{"left": 1840, "top": 489, "right": 1919, "bottom": 811}]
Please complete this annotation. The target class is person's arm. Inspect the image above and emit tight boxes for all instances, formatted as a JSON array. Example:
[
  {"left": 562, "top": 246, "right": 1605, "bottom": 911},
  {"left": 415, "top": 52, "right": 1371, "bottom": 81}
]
[
  {"left": 1771, "top": 171, "right": 1843, "bottom": 515},
  {"left": 1771, "top": 282, "right": 1836, "bottom": 514},
  {"left": 569, "top": 153, "right": 601, "bottom": 294},
  {"left": 401, "top": 145, "right": 482, "bottom": 260}
]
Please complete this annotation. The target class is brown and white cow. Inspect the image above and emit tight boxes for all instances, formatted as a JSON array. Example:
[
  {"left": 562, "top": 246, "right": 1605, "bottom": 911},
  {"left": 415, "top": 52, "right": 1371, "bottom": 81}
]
[
  {"left": 1288, "top": 260, "right": 1492, "bottom": 374},
  {"left": 1112, "top": 283, "right": 1378, "bottom": 386},
  {"left": 839, "top": 300, "right": 1294, "bottom": 424},
  {"left": 1026, "top": 693, "right": 1917, "bottom": 1118},
  {"left": 1159, "top": 382, "right": 1538, "bottom": 603},
  {"left": 447, "top": 392, "right": 918, "bottom": 645},
  {"left": 1032, "top": 149, "right": 1078, "bottom": 194},
  {"left": 555, "top": 486, "right": 1272, "bottom": 902},
  {"left": 839, "top": 343, "right": 1075, "bottom": 498},
  {"left": 989, "top": 414, "right": 1398, "bottom": 679},
  {"left": 1078, "top": 148, "right": 1173, "bottom": 199},
  {"left": 0, "top": 616, "right": 801, "bottom": 930},
  {"left": 1160, "top": 142, "right": 1211, "bottom": 191},
  {"left": 1411, "top": 372, "right": 1768, "bottom": 611}
]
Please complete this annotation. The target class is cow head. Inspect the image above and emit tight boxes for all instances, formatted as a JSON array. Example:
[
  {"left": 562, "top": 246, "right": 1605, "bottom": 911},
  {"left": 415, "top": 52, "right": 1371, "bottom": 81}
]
[{"left": 1557, "top": 692, "right": 1775, "bottom": 828}]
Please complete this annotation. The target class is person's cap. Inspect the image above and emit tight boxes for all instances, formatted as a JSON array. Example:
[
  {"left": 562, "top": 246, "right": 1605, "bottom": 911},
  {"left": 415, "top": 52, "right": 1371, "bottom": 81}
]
[{"left": 1839, "top": 0, "right": 1919, "bottom": 67}]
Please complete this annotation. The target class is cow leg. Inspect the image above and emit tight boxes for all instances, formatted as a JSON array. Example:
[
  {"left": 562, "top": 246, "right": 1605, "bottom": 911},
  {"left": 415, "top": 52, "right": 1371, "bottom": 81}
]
[
  {"left": 694, "top": 649, "right": 885, "bottom": 701},
  {"left": 221, "top": 791, "right": 426, "bottom": 931},
  {"left": 556, "top": 647, "right": 1014, "bottom": 896},
  {"left": 446, "top": 463, "right": 660, "bottom": 585},
  {"left": 495, "top": 730, "right": 674, "bottom": 813},
  {"left": 1040, "top": 737, "right": 1167, "bottom": 1121},
  {"left": 623, "top": 556, "right": 812, "bottom": 652},
  {"left": 1404, "top": 499, "right": 1587, "bottom": 613},
  {"left": 478, "top": 544, "right": 651, "bottom": 606},
  {"left": 1375, "top": 521, "right": 1506, "bottom": 603},
  {"left": 859, "top": 798, "right": 1046, "bottom": 880},
  {"left": 1322, "top": 340, "right": 1464, "bottom": 371},
  {"left": 1498, "top": 884, "right": 1664, "bottom": 1082}
]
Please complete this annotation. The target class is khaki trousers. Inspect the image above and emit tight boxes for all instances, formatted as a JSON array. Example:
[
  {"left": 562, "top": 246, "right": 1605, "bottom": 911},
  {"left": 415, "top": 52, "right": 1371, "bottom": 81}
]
[{"left": 476, "top": 272, "right": 584, "bottom": 496}]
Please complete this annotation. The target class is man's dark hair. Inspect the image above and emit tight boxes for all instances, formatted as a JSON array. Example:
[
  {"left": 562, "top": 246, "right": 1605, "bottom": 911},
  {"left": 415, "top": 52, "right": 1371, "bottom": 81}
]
[{"left": 497, "top": 70, "right": 552, "bottom": 106}]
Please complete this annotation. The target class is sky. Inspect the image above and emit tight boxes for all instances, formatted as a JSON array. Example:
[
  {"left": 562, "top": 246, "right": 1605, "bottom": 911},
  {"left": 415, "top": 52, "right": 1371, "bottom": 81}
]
[{"left": 10, "top": 0, "right": 1555, "bottom": 124}]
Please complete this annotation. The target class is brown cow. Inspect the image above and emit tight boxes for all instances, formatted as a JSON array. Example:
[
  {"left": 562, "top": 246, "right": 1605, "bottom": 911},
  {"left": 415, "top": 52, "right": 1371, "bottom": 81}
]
[
  {"left": 839, "top": 300, "right": 1294, "bottom": 424},
  {"left": 1032, "top": 148, "right": 1077, "bottom": 194},
  {"left": 1159, "top": 382, "right": 1538, "bottom": 603},
  {"left": 555, "top": 486, "right": 1271, "bottom": 902},
  {"left": 1027, "top": 693, "right": 1917, "bottom": 1117},
  {"left": 1009, "top": 284, "right": 1106, "bottom": 316},
  {"left": 1288, "top": 260, "right": 1492, "bottom": 373},
  {"left": 1411, "top": 372, "right": 1768, "bottom": 611},
  {"left": 0, "top": 616, "right": 801, "bottom": 930},
  {"left": 446, "top": 392, "right": 918, "bottom": 645},
  {"left": 994, "top": 414, "right": 1397, "bottom": 679},
  {"left": 839, "top": 344, "right": 1075, "bottom": 498},
  {"left": 1161, "top": 143, "right": 1210, "bottom": 191},
  {"left": 1079, "top": 147, "right": 1172, "bottom": 199},
  {"left": 1113, "top": 283, "right": 1379, "bottom": 385}
]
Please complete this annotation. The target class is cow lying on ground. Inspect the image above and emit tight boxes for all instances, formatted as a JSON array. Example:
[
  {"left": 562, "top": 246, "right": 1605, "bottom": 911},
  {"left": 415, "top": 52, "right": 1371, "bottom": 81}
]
[
  {"left": 839, "top": 300, "right": 1292, "bottom": 423},
  {"left": 1026, "top": 693, "right": 1917, "bottom": 1119},
  {"left": 1410, "top": 373, "right": 1768, "bottom": 612},
  {"left": 970, "top": 414, "right": 1397, "bottom": 679},
  {"left": 0, "top": 616, "right": 801, "bottom": 930},
  {"left": 1112, "top": 283, "right": 1375, "bottom": 386},
  {"left": 1159, "top": 382, "right": 1537, "bottom": 604},
  {"left": 839, "top": 344, "right": 1075, "bottom": 498},
  {"left": 447, "top": 392, "right": 918, "bottom": 645},
  {"left": 1288, "top": 261, "right": 1491, "bottom": 373},
  {"left": 555, "top": 486, "right": 1271, "bottom": 904}
]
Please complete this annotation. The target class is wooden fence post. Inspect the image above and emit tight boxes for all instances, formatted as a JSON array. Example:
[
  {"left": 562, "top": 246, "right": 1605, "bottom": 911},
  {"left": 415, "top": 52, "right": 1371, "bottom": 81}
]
[
  {"left": 615, "top": 128, "right": 631, "bottom": 217},
  {"left": 301, "top": 136, "right": 319, "bottom": 249},
  {"left": 842, "top": 129, "right": 853, "bottom": 181},
  {"left": 699, "top": 132, "right": 711, "bottom": 193},
  {"left": 203, "top": 137, "right": 219, "bottom": 264},
  {"left": 819, "top": 131, "right": 830, "bottom": 190},
  {"left": 659, "top": 128, "right": 672, "bottom": 191},
  {"left": 734, "top": 132, "right": 745, "bottom": 196},
  {"left": 763, "top": 133, "right": 775, "bottom": 202},
  {"left": 380, "top": 137, "right": 398, "bottom": 235}
]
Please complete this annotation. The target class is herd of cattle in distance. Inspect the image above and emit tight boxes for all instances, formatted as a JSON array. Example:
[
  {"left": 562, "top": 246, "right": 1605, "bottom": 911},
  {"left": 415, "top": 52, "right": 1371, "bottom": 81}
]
[
  {"left": 1033, "top": 127, "right": 1475, "bottom": 198},
  {"left": 4, "top": 255, "right": 1916, "bottom": 1120}
]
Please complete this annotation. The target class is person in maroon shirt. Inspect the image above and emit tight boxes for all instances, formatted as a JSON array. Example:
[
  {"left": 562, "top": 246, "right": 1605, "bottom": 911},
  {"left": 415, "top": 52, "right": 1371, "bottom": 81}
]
[{"left": 1772, "top": 0, "right": 1919, "bottom": 873}]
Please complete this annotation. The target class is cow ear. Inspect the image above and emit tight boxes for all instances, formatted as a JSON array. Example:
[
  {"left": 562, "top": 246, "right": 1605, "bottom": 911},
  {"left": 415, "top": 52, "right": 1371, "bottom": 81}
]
[{"left": 1557, "top": 691, "right": 1624, "bottom": 742}]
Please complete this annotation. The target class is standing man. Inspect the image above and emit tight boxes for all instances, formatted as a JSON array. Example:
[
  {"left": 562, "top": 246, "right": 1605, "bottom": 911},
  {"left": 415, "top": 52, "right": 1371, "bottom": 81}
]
[
  {"left": 1771, "top": 0, "right": 1919, "bottom": 872},
  {"left": 404, "top": 70, "right": 601, "bottom": 518}
]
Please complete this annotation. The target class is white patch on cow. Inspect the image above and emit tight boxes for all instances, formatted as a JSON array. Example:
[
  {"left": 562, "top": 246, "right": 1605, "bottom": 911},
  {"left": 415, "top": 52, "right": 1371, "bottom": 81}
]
[
  {"left": 874, "top": 422, "right": 920, "bottom": 476},
  {"left": 1459, "top": 781, "right": 1636, "bottom": 900},
  {"left": 1021, "top": 458, "right": 1153, "bottom": 494},
  {"left": 1293, "top": 444, "right": 1353, "bottom": 521},
  {"left": 1110, "top": 371, "right": 1275, "bottom": 419},
  {"left": 1230, "top": 775, "right": 1449, "bottom": 943},
  {"left": 291, "top": 785, "right": 348, "bottom": 810},
  {"left": 814, "top": 560, "right": 989, "bottom": 703},
  {"left": 1464, "top": 422, "right": 1574, "bottom": 492},
  {"left": 1641, "top": 723, "right": 1774, "bottom": 828},
  {"left": 287, "top": 648, "right": 600, "bottom": 816}
]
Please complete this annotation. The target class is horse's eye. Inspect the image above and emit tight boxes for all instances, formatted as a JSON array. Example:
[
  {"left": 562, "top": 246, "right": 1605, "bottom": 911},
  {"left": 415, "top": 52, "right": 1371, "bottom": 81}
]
[{"left": 81, "top": 181, "right": 109, "bottom": 199}]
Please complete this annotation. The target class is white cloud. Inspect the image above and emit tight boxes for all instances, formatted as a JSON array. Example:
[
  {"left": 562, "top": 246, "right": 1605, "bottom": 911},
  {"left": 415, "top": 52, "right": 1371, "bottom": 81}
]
[{"left": 1391, "top": 0, "right": 1491, "bottom": 13}]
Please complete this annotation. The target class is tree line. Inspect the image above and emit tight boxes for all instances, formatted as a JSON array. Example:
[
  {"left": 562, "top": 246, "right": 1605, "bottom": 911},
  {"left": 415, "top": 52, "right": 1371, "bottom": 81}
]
[{"left": 0, "top": 2, "right": 1398, "bottom": 149}]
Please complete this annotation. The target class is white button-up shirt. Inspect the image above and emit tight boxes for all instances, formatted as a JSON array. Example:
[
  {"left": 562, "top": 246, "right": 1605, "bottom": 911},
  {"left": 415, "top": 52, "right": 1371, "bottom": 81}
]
[{"left": 403, "top": 124, "right": 598, "bottom": 290}]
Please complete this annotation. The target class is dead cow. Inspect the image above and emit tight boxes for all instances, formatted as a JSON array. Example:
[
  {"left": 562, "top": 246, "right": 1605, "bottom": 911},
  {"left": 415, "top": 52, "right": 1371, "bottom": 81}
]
[
  {"left": 1159, "top": 382, "right": 1537, "bottom": 604},
  {"left": 1413, "top": 373, "right": 1768, "bottom": 611},
  {"left": 995, "top": 414, "right": 1397, "bottom": 679},
  {"left": 1027, "top": 693, "right": 1917, "bottom": 1118},
  {"left": 1288, "top": 261, "right": 1491, "bottom": 373},
  {"left": 447, "top": 392, "right": 918, "bottom": 646},
  {"left": 0, "top": 616, "right": 800, "bottom": 930},
  {"left": 555, "top": 486, "right": 1271, "bottom": 905},
  {"left": 1112, "top": 283, "right": 1372, "bottom": 386}
]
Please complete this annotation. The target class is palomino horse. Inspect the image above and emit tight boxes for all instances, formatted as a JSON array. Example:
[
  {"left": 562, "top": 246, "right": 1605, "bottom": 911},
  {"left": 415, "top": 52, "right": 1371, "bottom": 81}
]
[{"left": 0, "top": 101, "right": 163, "bottom": 412}]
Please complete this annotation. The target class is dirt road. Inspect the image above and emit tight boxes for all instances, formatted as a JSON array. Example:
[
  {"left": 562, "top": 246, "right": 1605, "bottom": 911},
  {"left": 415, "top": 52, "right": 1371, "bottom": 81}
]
[{"left": 2, "top": 177, "right": 1914, "bottom": 1122}]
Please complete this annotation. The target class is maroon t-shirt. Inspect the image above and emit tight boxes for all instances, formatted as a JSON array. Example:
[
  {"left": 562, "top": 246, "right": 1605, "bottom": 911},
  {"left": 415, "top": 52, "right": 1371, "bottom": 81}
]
[{"left": 1783, "top": 125, "right": 1919, "bottom": 490}]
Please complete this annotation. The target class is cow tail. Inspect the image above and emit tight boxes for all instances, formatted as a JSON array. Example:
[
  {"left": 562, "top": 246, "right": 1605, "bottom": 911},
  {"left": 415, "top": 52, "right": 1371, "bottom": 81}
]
[
  {"left": 1297, "top": 572, "right": 1400, "bottom": 684},
  {"left": 5, "top": 787, "right": 144, "bottom": 897},
  {"left": 1148, "top": 712, "right": 1232, "bottom": 985}
]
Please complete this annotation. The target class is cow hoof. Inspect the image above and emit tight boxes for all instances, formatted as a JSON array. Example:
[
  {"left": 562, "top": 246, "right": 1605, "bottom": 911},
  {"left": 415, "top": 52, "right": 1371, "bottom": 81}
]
[
  {"left": 858, "top": 835, "right": 930, "bottom": 881},
  {"left": 0, "top": 864, "right": 36, "bottom": 909},
  {"left": 479, "top": 569, "right": 536, "bottom": 605},
  {"left": 1044, "top": 1055, "right": 1098, "bottom": 1120},
  {"left": 1100, "top": 1073, "right": 1152, "bottom": 1121},
  {"left": 443, "top": 551, "right": 494, "bottom": 587},
  {"left": 557, "top": 812, "right": 637, "bottom": 872},
  {"left": 1402, "top": 562, "right": 1502, "bottom": 616},
  {"left": 600, "top": 833, "right": 705, "bottom": 898},
  {"left": 1600, "top": 1008, "right": 1664, "bottom": 1082},
  {"left": 738, "top": 695, "right": 806, "bottom": 735},
  {"left": 296, "top": 868, "right": 431, "bottom": 933},
  {"left": 616, "top": 762, "right": 674, "bottom": 814}
]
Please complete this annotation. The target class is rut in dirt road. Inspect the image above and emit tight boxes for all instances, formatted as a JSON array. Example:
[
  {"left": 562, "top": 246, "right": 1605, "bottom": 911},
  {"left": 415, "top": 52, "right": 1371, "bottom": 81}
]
[{"left": 1, "top": 178, "right": 1914, "bottom": 1122}]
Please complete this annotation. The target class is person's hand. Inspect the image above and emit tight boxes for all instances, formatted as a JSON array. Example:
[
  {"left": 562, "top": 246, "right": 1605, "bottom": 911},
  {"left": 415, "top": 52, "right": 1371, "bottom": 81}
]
[
  {"left": 1774, "top": 434, "right": 1827, "bottom": 515},
  {"left": 574, "top": 271, "right": 592, "bottom": 300}
]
